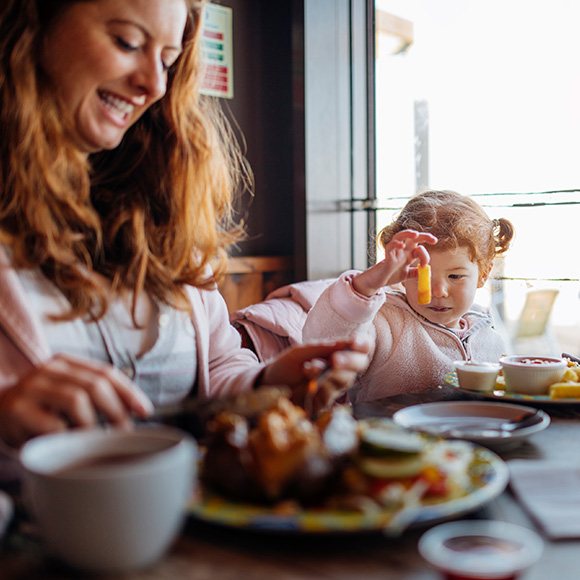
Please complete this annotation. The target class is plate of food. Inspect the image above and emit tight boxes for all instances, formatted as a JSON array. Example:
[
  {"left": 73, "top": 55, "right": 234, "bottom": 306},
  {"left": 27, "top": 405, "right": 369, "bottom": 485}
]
[
  {"left": 444, "top": 362, "right": 580, "bottom": 405},
  {"left": 188, "top": 396, "right": 509, "bottom": 533}
]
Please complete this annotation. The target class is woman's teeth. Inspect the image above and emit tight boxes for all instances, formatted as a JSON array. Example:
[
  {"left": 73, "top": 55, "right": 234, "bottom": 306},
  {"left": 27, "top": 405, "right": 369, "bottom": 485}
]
[{"left": 99, "top": 92, "right": 134, "bottom": 116}]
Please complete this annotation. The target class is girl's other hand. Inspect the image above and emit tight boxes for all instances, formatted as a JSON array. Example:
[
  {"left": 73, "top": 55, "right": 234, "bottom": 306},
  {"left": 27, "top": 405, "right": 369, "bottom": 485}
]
[
  {"left": 0, "top": 353, "right": 153, "bottom": 448},
  {"left": 353, "top": 230, "right": 437, "bottom": 297},
  {"left": 258, "top": 335, "right": 371, "bottom": 415}
]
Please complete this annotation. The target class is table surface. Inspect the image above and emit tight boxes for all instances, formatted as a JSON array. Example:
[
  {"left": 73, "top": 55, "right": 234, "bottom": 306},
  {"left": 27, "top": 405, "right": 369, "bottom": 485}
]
[{"left": 3, "top": 385, "right": 580, "bottom": 580}]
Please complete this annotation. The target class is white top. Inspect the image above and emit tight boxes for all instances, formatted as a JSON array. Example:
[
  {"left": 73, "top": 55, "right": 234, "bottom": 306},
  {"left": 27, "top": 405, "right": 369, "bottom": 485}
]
[{"left": 16, "top": 267, "right": 197, "bottom": 406}]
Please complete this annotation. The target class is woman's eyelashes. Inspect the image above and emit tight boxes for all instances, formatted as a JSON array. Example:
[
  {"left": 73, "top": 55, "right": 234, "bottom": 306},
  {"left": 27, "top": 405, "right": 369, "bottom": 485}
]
[
  {"left": 161, "top": 58, "right": 175, "bottom": 72},
  {"left": 114, "top": 36, "right": 177, "bottom": 72},
  {"left": 115, "top": 36, "right": 159, "bottom": 69},
  {"left": 115, "top": 36, "right": 139, "bottom": 52}
]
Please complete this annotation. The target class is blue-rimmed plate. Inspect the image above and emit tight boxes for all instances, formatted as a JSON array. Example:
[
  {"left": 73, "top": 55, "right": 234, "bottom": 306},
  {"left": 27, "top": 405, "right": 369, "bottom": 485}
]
[
  {"left": 188, "top": 441, "right": 508, "bottom": 534},
  {"left": 444, "top": 371, "right": 580, "bottom": 405}
]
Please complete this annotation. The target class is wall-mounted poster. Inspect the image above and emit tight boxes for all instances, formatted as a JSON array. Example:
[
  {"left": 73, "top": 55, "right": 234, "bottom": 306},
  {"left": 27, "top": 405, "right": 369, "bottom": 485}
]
[{"left": 200, "top": 3, "right": 233, "bottom": 99}]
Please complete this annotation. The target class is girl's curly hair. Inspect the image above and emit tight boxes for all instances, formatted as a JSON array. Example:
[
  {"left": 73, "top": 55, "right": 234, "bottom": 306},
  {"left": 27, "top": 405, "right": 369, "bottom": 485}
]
[{"left": 378, "top": 190, "right": 514, "bottom": 277}]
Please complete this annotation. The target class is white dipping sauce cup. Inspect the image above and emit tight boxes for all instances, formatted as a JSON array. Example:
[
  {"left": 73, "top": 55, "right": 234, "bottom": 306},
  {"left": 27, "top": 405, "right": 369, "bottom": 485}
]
[
  {"left": 20, "top": 425, "right": 197, "bottom": 573},
  {"left": 454, "top": 361, "right": 501, "bottom": 392},
  {"left": 419, "top": 520, "right": 543, "bottom": 579}
]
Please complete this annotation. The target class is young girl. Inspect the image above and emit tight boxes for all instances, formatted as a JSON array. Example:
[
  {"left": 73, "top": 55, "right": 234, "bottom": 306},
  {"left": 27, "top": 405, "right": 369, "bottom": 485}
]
[{"left": 302, "top": 190, "right": 515, "bottom": 404}]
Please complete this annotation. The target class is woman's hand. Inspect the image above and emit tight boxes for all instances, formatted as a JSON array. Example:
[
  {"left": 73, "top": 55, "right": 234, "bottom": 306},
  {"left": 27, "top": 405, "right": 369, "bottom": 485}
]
[
  {"left": 353, "top": 230, "right": 437, "bottom": 297},
  {"left": 258, "top": 335, "right": 371, "bottom": 416},
  {"left": 0, "top": 353, "right": 153, "bottom": 448}
]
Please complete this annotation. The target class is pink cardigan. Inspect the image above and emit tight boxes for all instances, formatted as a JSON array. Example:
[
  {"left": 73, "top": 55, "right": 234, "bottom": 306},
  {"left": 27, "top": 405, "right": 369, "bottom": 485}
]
[
  {"left": 0, "top": 247, "right": 264, "bottom": 482},
  {"left": 0, "top": 246, "right": 263, "bottom": 398},
  {"left": 303, "top": 271, "right": 506, "bottom": 404}
]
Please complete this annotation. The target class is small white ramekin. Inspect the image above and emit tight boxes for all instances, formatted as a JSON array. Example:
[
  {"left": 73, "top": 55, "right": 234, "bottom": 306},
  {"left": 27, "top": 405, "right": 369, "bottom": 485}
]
[
  {"left": 454, "top": 361, "right": 501, "bottom": 392},
  {"left": 499, "top": 355, "right": 567, "bottom": 395}
]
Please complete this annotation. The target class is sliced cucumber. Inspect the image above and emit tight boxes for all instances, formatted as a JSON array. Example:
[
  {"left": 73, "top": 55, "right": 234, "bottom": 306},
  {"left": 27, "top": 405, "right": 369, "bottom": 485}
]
[
  {"left": 360, "top": 428, "right": 425, "bottom": 458},
  {"left": 357, "top": 455, "right": 424, "bottom": 479}
]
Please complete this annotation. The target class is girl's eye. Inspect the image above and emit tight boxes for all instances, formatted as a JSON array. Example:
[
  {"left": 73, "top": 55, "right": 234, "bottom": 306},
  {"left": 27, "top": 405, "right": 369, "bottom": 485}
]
[{"left": 449, "top": 274, "right": 463, "bottom": 280}]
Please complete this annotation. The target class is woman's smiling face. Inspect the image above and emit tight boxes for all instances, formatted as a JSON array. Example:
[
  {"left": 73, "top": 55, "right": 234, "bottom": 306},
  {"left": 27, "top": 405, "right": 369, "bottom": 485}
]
[
  {"left": 40, "top": 0, "right": 187, "bottom": 153},
  {"left": 404, "top": 245, "right": 485, "bottom": 329}
]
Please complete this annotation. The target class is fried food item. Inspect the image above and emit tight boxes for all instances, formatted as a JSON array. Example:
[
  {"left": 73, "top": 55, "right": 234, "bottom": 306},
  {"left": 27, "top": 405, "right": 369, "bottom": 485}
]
[
  {"left": 548, "top": 362, "right": 580, "bottom": 399},
  {"left": 202, "top": 397, "right": 358, "bottom": 504},
  {"left": 417, "top": 264, "right": 431, "bottom": 305},
  {"left": 549, "top": 382, "right": 580, "bottom": 400},
  {"left": 562, "top": 367, "right": 580, "bottom": 382},
  {"left": 494, "top": 374, "right": 506, "bottom": 391},
  {"left": 248, "top": 399, "right": 319, "bottom": 498}
]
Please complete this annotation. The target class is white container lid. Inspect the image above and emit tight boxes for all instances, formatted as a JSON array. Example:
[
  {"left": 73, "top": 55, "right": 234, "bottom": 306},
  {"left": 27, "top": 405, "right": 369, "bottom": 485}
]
[
  {"left": 418, "top": 520, "right": 543, "bottom": 578},
  {"left": 454, "top": 361, "right": 501, "bottom": 372}
]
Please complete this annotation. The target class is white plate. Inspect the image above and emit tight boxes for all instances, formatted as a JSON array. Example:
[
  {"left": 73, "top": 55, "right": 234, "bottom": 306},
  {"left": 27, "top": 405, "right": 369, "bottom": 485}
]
[
  {"left": 393, "top": 401, "right": 550, "bottom": 451},
  {"left": 189, "top": 441, "right": 508, "bottom": 533}
]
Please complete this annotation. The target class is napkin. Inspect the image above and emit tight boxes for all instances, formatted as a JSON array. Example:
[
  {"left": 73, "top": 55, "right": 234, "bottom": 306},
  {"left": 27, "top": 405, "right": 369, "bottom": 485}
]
[{"left": 509, "top": 460, "right": 580, "bottom": 539}]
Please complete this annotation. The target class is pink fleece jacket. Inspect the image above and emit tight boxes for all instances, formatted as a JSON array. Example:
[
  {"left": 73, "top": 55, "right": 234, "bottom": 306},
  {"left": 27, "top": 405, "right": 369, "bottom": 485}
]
[
  {"left": 230, "top": 278, "right": 335, "bottom": 362},
  {"left": 302, "top": 271, "right": 506, "bottom": 404}
]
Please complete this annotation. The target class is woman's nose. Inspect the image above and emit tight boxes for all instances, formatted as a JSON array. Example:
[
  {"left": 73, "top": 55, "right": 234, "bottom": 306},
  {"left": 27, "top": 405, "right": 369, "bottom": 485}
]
[{"left": 133, "top": 55, "right": 167, "bottom": 101}]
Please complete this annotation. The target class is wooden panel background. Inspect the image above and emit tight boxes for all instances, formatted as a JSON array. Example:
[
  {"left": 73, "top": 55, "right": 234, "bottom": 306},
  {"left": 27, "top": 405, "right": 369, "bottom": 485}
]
[{"left": 218, "top": 256, "right": 294, "bottom": 314}]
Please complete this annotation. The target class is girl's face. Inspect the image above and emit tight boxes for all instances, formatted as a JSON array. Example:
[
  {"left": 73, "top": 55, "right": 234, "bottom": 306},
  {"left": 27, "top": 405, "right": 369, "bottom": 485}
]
[
  {"left": 404, "top": 246, "right": 487, "bottom": 330},
  {"left": 40, "top": 0, "right": 188, "bottom": 153}
]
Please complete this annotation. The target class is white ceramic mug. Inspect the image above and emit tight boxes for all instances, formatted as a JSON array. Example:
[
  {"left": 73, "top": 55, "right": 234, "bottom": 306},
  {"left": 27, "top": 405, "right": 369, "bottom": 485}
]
[{"left": 20, "top": 425, "right": 197, "bottom": 573}]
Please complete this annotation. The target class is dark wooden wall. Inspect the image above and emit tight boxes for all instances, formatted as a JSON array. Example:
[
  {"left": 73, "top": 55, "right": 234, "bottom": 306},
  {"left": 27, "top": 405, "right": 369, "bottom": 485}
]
[
  {"left": 217, "top": 1, "right": 298, "bottom": 259},
  {"left": 212, "top": 0, "right": 375, "bottom": 311}
]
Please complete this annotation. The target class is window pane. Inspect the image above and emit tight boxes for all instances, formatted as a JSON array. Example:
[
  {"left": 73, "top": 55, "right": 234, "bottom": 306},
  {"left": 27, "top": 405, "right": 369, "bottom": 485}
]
[{"left": 375, "top": 0, "right": 580, "bottom": 353}]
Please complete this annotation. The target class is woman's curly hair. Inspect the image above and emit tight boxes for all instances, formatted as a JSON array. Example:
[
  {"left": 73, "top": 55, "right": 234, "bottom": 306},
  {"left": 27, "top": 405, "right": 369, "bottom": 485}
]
[
  {"left": 0, "top": 0, "right": 250, "bottom": 321},
  {"left": 378, "top": 190, "right": 514, "bottom": 278}
]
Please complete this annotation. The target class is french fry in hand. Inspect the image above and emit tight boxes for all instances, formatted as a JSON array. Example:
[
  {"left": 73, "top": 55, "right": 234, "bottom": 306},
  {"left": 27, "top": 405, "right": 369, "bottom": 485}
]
[{"left": 417, "top": 264, "right": 431, "bottom": 305}]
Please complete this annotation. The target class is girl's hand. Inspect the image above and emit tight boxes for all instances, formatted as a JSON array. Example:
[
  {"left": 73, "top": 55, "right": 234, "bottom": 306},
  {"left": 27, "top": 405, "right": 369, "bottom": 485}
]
[
  {"left": 0, "top": 353, "right": 153, "bottom": 448},
  {"left": 353, "top": 230, "right": 437, "bottom": 297},
  {"left": 258, "top": 335, "right": 371, "bottom": 416}
]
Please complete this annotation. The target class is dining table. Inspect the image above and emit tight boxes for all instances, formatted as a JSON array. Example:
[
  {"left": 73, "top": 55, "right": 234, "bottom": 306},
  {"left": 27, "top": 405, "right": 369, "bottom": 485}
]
[{"left": 2, "top": 383, "right": 580, "bottom": 580}]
